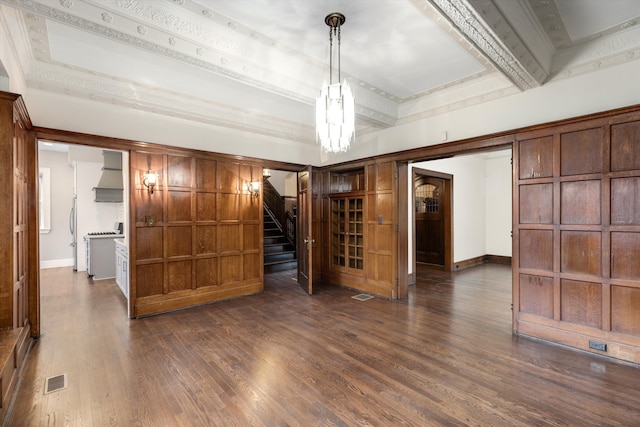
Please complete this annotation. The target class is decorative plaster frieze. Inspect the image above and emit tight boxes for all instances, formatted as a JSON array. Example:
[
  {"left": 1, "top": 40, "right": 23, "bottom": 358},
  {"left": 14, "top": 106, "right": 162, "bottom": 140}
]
[
  {"left": 428, "top": 0, "right": 543, "bottom": 89},
  {"left": 26, "top": 62, "right": 316, "bottom": 143}
]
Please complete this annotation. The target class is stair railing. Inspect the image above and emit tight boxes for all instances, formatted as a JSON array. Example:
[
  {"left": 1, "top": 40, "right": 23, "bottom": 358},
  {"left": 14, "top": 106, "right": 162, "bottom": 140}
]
[{"left": 263, "top": 177, "right": 297, "bottom": 250}]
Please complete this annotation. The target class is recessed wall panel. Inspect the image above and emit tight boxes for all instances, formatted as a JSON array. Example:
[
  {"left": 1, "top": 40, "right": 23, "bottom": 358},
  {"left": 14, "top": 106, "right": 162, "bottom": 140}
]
[{"left": 560, "top": 279, "right": 601, "bottom": 328}]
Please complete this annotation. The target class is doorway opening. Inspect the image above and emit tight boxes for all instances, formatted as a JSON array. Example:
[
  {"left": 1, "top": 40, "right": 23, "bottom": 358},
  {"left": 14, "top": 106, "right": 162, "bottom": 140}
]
[
  {"left": 37, "top": 140, "right": 130, "bottom": 317},
  {"left": 408, "top": 148, "right": 513, "bottom": 284}
]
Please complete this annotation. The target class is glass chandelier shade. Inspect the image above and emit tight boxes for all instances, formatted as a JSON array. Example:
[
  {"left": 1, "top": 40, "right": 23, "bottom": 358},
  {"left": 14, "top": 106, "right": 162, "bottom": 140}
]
[{"left": 316, "top": 13, "right": 355, "bottom": 153}]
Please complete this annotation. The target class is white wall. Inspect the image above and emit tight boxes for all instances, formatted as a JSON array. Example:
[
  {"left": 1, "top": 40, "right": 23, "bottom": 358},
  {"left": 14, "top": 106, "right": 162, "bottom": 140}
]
[
  {"left": 409, "top": 150, "right": 512, "bottom": 272},
  {"left": 39, "top": 150, "right": 74, "bottom": 267},
  {"left": 485, "top": 154, "right": 512, "bottom": 256}
]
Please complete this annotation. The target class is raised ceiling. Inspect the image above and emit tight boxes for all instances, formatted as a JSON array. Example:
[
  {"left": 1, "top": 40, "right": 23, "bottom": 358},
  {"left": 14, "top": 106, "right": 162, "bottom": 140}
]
[{"left": 1, "top": 0, "right": 640, "bottom": 158}]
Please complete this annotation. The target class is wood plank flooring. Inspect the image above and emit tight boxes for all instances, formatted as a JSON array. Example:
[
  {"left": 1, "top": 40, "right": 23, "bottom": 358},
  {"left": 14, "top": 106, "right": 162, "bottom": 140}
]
[{"left": 7, "top": 264, "right": 640, "bottom": 426}]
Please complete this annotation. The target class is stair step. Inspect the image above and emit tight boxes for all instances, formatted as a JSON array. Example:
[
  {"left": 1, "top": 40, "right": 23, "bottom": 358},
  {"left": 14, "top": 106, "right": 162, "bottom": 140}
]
[
  {"left": 265, "top": 243, "right": 294, "bottom": 254},
  {"left": 265, "top": 251, "right": 296, "bottom": 264},
  {"left": 264, "top": 259, "right": 297, "bottom": 273}
]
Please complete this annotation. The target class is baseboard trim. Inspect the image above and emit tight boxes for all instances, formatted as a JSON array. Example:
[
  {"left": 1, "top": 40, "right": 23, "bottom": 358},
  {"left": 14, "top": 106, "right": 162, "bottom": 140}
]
[
  {"left": 453, "top": 255, "right": 511, "bottom": 271},
  {"left": 40, "top": 259, "right": 74, "bottom": 269}
]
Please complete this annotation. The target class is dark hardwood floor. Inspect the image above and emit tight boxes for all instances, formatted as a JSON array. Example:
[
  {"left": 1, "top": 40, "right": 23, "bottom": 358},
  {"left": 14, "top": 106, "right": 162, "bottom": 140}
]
[{"left": 7, "top": 264, "right": 640, "bottom": 426}]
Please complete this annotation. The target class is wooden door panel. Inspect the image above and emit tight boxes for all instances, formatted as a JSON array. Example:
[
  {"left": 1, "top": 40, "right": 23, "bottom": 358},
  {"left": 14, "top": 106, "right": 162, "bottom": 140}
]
[
  {"left": 519, "top": 274, "right": 553, "bottom": 318},
  {"left": 611, "top": 286, "right": 640, "bottom": 335},
  {"left": 610, "top": 232, "right": 640, "bottom": 279}
]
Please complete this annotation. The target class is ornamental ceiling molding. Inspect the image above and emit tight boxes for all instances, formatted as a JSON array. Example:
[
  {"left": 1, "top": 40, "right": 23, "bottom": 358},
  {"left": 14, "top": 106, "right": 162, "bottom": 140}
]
[
  {"left": 428, "top": 0, "right": 544, "bottom": 90},
  {"left": 26, "top": 61, "right": 316, "bottom": 144}
]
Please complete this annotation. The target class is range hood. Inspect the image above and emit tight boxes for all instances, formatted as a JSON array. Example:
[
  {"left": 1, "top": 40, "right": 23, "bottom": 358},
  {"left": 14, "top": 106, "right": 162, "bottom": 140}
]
[{"left": 94, "top": 151, "right": 123, "bottom": 202}]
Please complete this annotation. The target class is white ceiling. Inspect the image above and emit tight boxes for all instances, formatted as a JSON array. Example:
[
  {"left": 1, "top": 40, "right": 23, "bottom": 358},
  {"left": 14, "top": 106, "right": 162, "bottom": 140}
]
[{"left": 2, "top": 0, "right": 640, "bottom": 158}]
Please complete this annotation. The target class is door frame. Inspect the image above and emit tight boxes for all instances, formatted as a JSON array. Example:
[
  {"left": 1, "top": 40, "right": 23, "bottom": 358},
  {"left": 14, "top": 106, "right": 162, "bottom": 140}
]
[{"left": 412, "top": 167, "right": 453, "bottom": 272}]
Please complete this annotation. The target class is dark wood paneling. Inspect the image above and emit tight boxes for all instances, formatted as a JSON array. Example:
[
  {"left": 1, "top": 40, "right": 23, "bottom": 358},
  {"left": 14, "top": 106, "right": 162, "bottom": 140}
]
[
  {"left": 610, "top": 232, "right": 640, "bottom": 280},
  {"left": 560, "top": 231, "right": 601, "bottom": 276},
  {"left": 220, "top": 255, "right": 242, "bottom": 283},
  {"left": 611, "top": 177, "right": 640, "bottom": 224},
  {"left": 218, "top": 194, "right": 239, "bottom": 221},
  {"left": 560, "top": 180, "right": 601, "bottom": 224},
  {"left": 167, "top": 226, "right": 192, "bottom": 258},
  {"left": 519, "top": 183, "right": 553, "bottom": 224},
  {"left": 167, "top": 191, "right": 192, "bottom": 222},
  {"left": 195, "top": 158, "right": 217, "bottom": 189},
  {"left": 519, "top": 136, "right": 553, "bottom": 179},
  {"left": 519, "top": 274, "right": 553, "bottom": 318},
  {"left": 243, "top": 253, "right": 261, "bottom": 280},
  {"left": 134, "top": 189, "right": 163, "bottom": 223},
  {"left": 195, "top": 258, "right": 217, "bottom": 288},
  {"left": 167, "top": 260, "right": 192, "bottom": 292},
  {"left": 219, "top": 162, "right": 239, "bottom": 191},
  {"left": 243, "top": 224, "right": 260, "bottom": 251},
  {"left": 561, "top": 279, "right": 601, "bottom": 328},
  {"left": 218, "top": 224, "right": 241, "bottom": 253},
  {"left": 519, "top": 230, "right": 553, "bottom": 271},
  {"left": 196, "top": 192, "right": 216, "bottom": 221},
  {"left": 136, "top": 264, "right": 164, "bottom": 297},
  {"left": 136, "top": 227, "right": 163, "bottom": 260},
  {"left": 167, "top": 155, "right": 192, "bottom": 187},
  {"left": 196, "top": 225, "right": 216, "bottom": 255},
  {"left": 560, "top": 128, "right": 602, "bottom": 176},
  {"left": 611, "top": 285, "right": 640, "bottom": 335},
  {"left": 610, "top": 120, "right": 640, "bottom": 172}
]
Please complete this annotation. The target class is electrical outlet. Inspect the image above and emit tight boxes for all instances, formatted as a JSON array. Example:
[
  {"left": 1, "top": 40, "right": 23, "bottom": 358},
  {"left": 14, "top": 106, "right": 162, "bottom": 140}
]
[{"left": 589, "top": 340, "right": 607, "bottom": 352}]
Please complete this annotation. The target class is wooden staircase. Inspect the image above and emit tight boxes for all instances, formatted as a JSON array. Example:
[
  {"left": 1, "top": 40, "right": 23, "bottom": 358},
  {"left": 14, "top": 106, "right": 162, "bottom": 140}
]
[{"left": 264, "top": 206, "right": 297, "bottom": 273}]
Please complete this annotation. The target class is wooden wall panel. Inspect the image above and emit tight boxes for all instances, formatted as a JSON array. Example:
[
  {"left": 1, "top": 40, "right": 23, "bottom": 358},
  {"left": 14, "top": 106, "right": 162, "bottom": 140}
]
[
  {"left": 519, "top": 184, "right": 553, "bottom": 224},
  {"left": 610, "top": 232, "right": 640, "bottom": 279},
  {"left": 195, "top": 158, "right": 217, "bottom": 189},
  {"left": 610, "top": 120, "right": 640, "bottom": 172},
  {"left": 136, "top": 264, "right": 164, "bottom": 297},
  {"left": 560, "top": 279, "right": 601, "bottom": 328},
  {"left": 218, "top": 224, "right": 241, "bottom": 253},
  {"left": 519, "top": 136, "right": 553, "bottom": 179},
  {"left": 560, "top": 128, "right": 602, "bottom": 176},
  {"left": 131, "top": 150, "right": 263, "bottom": 317},
  {"left": 167, "top": 156, "right": 192, "bottom": 187},
  {"left": 195, "top": 258, "right": 217, "bottom": 288},
  {"left": 519, "top": 274, "right": 553, "bottom": 318},
  {"left": 196, "top": 193, "right": 216, "bottom": 221},
  {"left": 611, "top": 178, "right": 640, "bottom": 224},
  {"left": 611, "top": 286, "right": 640, "bottom": 335},
  {"left": 514, "top": 109, "right": 640, "bottom": 364},
  {"left": 196, "top": 225, "right": 216, "bottom": 254},
  {"left": 136, "top": 227, "right": 163, "bottom": 260},
  {"left": 167, "top": 226, "right": 192, "bottom": 258},
  {"left": 219, "top": 194, "right": 240, "bottom": 221},
  {"left": 560, "top": 181, "right": 601, "bottom": 224},
  {"left": 220, "top": 255, "right": 242, "bottom": 283},
  {"left": 560, "top": 231, "right": 601, "bottom": 276},
  {"left": 167, "top": 191, "right": 192, "bottom": 222},
  {"left": 243, "top": 253, "right": 261, "bottom": 280},
  {"left": 519, "top": 230, "right": 553, "bottom": 271}
]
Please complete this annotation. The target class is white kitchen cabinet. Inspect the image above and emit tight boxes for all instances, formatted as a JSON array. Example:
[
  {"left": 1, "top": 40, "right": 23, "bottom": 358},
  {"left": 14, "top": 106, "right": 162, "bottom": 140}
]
[{"left": 115, "top": 239, "right": 128, "bottom": 299}]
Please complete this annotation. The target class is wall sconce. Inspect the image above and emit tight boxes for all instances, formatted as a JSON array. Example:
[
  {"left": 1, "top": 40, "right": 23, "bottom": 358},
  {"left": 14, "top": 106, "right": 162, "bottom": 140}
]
[
  {"left": 247, "top": 180, "right": 260, "bottom": 198},
  {"left": 143, "top": 171, "right": 158, "bottom": 194},
  {"left": 263, "top": 168, "right": 271, "bottom": 178}
]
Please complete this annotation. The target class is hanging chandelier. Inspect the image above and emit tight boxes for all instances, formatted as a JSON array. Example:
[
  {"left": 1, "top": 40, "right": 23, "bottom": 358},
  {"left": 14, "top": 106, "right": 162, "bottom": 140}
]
[{"left": 316, "top": 12, "right": 355, "bottom": 153}]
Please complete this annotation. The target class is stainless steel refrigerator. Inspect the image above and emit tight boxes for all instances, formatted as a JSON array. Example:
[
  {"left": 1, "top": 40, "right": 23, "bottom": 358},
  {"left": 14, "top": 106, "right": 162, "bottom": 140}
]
[{"left": 69, "top": 196, "right": 77, "bottom": 271}]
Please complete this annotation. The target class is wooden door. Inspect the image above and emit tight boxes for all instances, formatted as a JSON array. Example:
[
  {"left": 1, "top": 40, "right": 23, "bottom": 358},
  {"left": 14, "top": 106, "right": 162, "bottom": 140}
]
[
  {"left": 297, "top": 166, "right": 314, "bottom": 294},
  {"left": 415, "top": 175, "right": 447, "bottom": 266}
]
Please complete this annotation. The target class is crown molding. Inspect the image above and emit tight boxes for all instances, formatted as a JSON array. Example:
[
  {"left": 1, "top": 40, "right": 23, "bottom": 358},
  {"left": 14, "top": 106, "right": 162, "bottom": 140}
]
[{"left": 428, "top": 0, "right": 546, "bottom": 89}]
